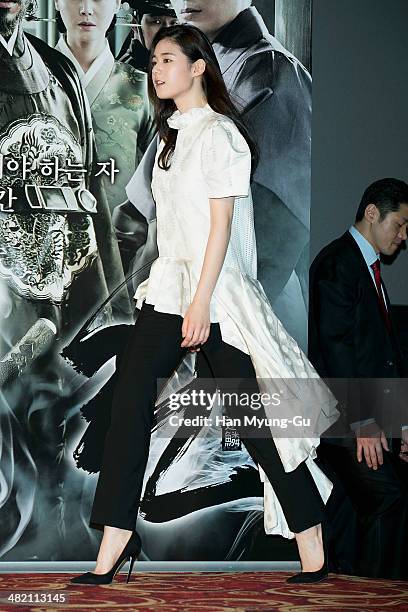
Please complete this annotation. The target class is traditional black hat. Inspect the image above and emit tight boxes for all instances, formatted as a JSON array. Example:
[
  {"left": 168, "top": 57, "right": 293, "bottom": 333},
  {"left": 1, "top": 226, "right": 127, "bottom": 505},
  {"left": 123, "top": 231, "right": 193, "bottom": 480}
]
[{"left": 127, "top": 0, "right": 176, "bottom": 17}]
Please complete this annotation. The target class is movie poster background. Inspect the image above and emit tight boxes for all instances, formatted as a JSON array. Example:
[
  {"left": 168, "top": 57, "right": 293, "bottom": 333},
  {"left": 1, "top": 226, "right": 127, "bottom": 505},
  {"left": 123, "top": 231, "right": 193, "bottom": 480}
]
[{"left": 0, "top": 0, "right": 312, "bottom": 562}]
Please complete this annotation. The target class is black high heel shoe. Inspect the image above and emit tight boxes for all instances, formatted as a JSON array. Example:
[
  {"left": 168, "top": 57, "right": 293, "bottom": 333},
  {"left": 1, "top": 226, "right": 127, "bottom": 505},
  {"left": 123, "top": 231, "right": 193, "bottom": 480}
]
[
  {"left": 286, "top": 522, "right": 330, "bottom": 584},
  {"left": 70, "top": 531, "right": 142, "bottom": 585}
]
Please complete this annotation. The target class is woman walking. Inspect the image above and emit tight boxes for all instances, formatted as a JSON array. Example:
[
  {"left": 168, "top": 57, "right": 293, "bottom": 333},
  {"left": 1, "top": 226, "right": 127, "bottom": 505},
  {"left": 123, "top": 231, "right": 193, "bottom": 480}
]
[{"left": 70, "top": 24, "right": 338, "bottom": 586}]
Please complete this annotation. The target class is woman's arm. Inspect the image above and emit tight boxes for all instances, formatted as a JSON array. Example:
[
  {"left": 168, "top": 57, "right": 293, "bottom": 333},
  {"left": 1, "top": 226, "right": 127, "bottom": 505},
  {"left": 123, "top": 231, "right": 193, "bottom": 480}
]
[{"left": 181, "top": 197, "right": 234, "bottom": 350}]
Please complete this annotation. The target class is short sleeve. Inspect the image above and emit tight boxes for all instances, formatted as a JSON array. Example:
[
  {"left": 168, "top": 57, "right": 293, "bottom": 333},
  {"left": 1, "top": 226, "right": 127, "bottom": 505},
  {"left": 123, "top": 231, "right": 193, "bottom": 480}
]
[{"left": 201, "top": 119, "right": 251, "bottom": 199}]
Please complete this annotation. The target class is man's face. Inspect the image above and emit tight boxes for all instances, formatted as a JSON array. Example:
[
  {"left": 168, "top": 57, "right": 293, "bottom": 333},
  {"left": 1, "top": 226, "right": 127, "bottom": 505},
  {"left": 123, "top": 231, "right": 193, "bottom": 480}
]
[
  {"left": 140, "top": 13, "right": 178, "bottom": 50},
  {"left": 172, "top": 0, "right": 243, "bottom": 38},
  {"left": 0, "top": 0, "right": 28, "bottom": 38},
  {"left": 55, "top": 0, "right": 120, "bottom": 42},
  {"left": 371, "top": 203, "right": 408, "bottom": 256}
]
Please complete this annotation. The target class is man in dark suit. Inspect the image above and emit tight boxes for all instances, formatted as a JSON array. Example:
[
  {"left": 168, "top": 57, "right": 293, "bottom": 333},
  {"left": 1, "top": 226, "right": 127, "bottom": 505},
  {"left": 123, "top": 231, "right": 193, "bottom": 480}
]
[{"left": 309, "top": 177, "right": 408, "bottom": 579}]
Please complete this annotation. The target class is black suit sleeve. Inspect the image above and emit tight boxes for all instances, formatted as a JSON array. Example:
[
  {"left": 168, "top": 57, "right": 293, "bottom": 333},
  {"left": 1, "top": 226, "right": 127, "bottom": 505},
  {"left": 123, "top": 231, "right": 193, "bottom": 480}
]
[
  {"left": 311, "top": 257, "right": 357, "bottom": 378},
  {"left": 310, "top": 255, "right": 375, "bottom": 426}
]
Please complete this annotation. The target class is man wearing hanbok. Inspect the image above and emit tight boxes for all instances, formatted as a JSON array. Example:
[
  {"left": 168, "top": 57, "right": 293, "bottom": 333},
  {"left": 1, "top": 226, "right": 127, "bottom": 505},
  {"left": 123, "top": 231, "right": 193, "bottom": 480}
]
[{"left": 0, "top": 0, "right": 130, "bottom": 559}]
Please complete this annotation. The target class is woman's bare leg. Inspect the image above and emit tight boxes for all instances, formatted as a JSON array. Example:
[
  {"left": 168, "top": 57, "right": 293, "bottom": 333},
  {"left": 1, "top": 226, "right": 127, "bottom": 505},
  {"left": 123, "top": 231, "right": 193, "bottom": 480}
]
[
  {"left": 294, "top": 523, "right": 324, "bottom": 572},
  {"left": 93, "top": 526, "right": 134, "bottom": 574}
]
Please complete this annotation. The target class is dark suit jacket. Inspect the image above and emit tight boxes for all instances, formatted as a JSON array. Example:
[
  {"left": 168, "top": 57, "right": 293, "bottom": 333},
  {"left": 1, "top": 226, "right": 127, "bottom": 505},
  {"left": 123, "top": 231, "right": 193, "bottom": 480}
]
[
  {"left": 309, "top": 231, "right": 406, "bottom": 440},
  {"left": 213, "top": 7, "right": 311, "bottom": 230}
]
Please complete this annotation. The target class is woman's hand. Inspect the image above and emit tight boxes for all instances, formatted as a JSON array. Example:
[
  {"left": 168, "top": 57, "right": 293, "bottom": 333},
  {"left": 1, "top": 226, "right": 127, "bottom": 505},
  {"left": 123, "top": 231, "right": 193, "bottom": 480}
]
[
  {"left": 180, "top": 196, "right": 233, "bottom": 353},
  {"left": 181, "top": 298, "right": 211, "bottom": 352}
]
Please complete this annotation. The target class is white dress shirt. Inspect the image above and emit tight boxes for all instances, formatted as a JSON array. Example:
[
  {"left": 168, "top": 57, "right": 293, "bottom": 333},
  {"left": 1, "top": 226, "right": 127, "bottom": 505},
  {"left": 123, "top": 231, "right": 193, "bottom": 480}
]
[{"left": 348, "top": 225, "right": 387, "bottom": 307}]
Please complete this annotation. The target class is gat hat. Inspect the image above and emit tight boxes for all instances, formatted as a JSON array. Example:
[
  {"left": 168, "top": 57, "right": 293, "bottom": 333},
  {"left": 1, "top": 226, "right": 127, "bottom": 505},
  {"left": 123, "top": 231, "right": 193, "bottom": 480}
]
[{"left": 127, "top": 0, "right": 176, "bottom": 17}]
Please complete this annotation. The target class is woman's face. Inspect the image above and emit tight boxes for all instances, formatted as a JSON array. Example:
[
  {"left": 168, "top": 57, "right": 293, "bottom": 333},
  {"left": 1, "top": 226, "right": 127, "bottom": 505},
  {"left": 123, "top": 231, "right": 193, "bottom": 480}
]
[
  {"left": 55, "top": 0, "right": 120, "bottom": 42},
  {"left": 151, "top": 38, "right": 199, "bottom": 101},
  {"left": 140, "top": 14, "right": 178, "bottom": 50}
]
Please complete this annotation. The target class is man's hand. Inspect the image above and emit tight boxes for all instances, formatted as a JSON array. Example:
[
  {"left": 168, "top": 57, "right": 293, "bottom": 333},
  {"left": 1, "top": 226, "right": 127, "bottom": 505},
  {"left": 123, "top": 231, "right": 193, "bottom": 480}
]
[
  {"left": 355, "top": 421, "right": 389, "bottom": 469},
  {"left": 400, "top": 428, "right": 408, "bottom": 463}
]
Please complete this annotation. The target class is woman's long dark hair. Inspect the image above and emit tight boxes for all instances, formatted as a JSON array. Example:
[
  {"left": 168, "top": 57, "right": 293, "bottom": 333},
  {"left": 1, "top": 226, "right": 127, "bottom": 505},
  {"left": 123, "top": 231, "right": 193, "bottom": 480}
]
[{"left": 148, "top": 24, "right": 258, "bottom": 177}]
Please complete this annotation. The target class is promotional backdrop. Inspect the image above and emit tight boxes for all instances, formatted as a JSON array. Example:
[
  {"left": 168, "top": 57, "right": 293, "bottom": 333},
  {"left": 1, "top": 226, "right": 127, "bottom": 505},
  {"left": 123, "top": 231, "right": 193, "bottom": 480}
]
[{"left": 0, "top": 0, "right": 312, "bottom": 562}]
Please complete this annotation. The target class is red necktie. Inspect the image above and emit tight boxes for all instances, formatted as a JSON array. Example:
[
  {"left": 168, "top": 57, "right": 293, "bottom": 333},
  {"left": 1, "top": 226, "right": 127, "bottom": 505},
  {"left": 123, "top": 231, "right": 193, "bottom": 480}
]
[{"left": 370, "top": 260, "right": 391, "bottom": 332}]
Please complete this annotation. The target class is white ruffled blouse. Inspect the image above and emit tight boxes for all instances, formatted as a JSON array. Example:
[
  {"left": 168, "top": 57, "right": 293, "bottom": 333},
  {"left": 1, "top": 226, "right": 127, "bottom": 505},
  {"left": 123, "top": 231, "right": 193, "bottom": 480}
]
[
  {"left": 134, "top": 104, "right": 339, "bottom": 538},
  {"left": 135, "top": 104, "right": 255, "bottom": 355}
]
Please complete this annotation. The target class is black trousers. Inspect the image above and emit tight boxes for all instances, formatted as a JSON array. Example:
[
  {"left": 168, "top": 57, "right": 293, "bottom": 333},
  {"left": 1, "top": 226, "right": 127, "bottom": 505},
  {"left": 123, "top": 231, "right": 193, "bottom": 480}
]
[
  {"left": 318, "top": 440, "right": 408, "bottom": 579},
  {"left": 90, "top": 303, "right": 325, "bottom": 534}
]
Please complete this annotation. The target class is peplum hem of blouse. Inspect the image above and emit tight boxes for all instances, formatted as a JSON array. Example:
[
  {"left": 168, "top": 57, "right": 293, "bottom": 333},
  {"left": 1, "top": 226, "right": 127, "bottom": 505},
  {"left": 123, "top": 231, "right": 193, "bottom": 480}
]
[
  {"left": 135, "top": 257, "right": 192, "bottom": 317},
  {"left": 134, "top": 256, "right": 231, "bottom": 323}
]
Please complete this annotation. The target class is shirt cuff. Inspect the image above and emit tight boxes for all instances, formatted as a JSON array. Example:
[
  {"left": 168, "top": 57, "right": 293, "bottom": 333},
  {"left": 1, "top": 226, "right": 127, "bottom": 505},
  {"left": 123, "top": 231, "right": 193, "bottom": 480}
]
[{"left": 349, "top": 418, "right": 376, "bottom": 431}]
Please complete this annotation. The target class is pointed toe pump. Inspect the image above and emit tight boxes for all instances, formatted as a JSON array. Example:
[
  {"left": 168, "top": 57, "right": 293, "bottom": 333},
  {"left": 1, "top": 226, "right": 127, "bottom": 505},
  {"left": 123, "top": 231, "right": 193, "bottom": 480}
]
[
  {"left": 286, "top": 559, "right": 328, "bottom": 584},
  {"left": 70, "top": 531, "right": 141, "bottom": 585},
  {"left": 286, "top": 523, "right": 331, "bottom": 585}
]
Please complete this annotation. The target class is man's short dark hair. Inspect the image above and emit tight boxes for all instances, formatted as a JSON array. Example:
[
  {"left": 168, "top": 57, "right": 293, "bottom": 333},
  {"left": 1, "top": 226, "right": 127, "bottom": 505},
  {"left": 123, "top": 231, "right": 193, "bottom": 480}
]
[{"left": 355, "top": 177, "right": 408, "bottom": 222}]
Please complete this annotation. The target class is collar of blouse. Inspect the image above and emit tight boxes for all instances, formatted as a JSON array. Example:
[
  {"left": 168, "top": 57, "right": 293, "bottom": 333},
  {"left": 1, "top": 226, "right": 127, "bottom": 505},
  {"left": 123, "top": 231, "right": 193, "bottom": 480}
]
[{"left": 167, "top": 103, "right": 213, "bottom": 130}]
